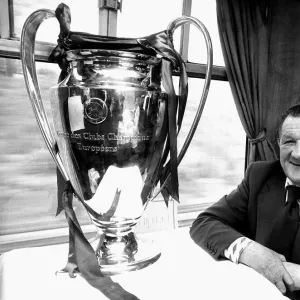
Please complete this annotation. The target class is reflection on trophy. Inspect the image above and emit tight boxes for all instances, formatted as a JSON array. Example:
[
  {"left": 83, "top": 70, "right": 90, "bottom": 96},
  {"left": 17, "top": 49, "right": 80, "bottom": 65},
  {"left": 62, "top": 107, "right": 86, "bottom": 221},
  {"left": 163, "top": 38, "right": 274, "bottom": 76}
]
[{"left": 20, "top": 3, "right": 212, "bottom": 276}]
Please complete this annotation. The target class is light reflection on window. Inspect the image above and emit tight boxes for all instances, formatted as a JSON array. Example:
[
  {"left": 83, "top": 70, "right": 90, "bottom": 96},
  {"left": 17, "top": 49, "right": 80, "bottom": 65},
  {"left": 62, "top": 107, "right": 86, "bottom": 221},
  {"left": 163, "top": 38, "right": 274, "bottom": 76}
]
[
  {"left": 14, "top": 0, "right": 99, "bottom": 42},
  {"left": 116, "top": 0, "right": 182, "bottom": 50},
  {"left": 189, "top": 0, "right": 225, "bottom": 66}
]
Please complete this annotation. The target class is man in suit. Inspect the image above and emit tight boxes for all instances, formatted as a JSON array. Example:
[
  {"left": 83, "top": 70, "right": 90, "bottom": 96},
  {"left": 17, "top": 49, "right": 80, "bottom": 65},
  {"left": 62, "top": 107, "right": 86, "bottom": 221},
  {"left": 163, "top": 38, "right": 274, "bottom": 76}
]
[{"left": 190, "top": 105, "right": 300, "bottom": 298}]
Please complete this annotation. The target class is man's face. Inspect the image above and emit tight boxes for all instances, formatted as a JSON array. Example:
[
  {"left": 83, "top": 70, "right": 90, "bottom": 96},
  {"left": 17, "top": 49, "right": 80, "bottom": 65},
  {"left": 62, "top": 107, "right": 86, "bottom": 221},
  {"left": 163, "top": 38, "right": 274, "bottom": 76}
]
[{"left": 279, "top": 116, "right": 300, "bottom": 185}]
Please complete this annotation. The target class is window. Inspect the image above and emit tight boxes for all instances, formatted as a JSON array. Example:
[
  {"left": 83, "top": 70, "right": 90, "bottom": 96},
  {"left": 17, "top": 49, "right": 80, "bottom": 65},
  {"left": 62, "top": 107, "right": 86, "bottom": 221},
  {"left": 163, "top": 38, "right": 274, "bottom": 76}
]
[
  {"left": 0, "top": 58, "right": 91, "bottom": 237},
  {"left": 189, "top": 0, "right": 225, "bottom": 66},
  {"left": 0, "top": 0, "right": 101, "bottom": 251},
  {"left": 117, "top": 0, "right": 182, "bottom": 37},
  {"left": 117, "top": 0, "right": 245, "bottom": 225},
  {"left": 177, "top": 78, "right": 244, "bottom": 225},
  {"left": 0, "top": 0, "right": 245, "bottom": 249}
]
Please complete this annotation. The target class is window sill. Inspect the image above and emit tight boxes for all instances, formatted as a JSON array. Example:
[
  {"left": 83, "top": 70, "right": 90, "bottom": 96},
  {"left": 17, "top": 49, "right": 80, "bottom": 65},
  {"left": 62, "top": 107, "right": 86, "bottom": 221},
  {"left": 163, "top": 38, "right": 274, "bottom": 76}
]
[
  {"left": 0, "top": 224, "right": 97, "bottom": 253},
  {"left": 0, "top": 202, "right": 212, "bottom": 253}
]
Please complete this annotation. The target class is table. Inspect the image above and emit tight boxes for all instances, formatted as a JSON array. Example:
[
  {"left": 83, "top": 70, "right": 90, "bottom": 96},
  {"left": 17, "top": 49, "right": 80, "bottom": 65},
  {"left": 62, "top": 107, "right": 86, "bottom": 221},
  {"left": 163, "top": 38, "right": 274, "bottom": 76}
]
[{"left": 0, "top": 228, "right": 288, "bottom": 300}]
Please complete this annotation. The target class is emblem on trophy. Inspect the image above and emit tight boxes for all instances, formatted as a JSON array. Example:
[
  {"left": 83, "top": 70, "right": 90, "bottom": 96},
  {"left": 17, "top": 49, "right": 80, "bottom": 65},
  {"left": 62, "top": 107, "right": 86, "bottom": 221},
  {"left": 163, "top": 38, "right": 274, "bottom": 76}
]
[
  {"left": 20, "top": 3, "right": 212, "bottom": 277},
  {"left": 84, "top": 97, "right": 108, "bottom": 124}
]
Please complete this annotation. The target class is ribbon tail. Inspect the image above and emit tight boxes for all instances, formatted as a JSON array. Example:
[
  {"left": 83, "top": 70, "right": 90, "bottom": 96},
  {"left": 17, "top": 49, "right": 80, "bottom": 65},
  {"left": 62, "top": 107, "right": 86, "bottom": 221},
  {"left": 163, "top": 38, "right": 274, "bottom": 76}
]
[
  {"left": 176, "top": 55, "right": 188, "bottom": 132},
  {"left": 60, "top": 182, "right": 141, "bottom": 300},
  {"left": 161, "top": 60, "right": 179, "bottom": 202},
  {"left": 61, "top": 182, "right": 103, "bottom": 277},
  {"left": 87, "top": 277, "right": 140, "bottom": 300},
  {"left": 60, "top": 225, "right": 79, "bottom": 278}
]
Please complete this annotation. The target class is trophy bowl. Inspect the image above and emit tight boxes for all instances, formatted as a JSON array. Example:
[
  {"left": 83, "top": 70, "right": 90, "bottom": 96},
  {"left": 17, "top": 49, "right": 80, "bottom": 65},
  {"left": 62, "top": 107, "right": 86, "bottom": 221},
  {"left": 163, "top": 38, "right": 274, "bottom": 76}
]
[{"left": 20, "top": 4, "right": 212, "bottom": 276}]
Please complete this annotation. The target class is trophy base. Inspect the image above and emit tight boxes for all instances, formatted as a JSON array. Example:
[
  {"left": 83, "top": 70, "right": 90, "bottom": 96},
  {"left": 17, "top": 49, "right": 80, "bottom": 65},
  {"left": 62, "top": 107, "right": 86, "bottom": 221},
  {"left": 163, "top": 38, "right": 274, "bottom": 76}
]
[{"left": 93, "top": 232, "right": 161, "bottom": 276}]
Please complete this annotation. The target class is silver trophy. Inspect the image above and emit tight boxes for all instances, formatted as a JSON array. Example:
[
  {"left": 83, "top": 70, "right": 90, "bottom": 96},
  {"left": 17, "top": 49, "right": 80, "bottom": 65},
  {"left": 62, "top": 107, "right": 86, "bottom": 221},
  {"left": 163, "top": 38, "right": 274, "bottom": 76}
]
[{"left": 21, "top": 6, "right": 212, "bottom": 276}]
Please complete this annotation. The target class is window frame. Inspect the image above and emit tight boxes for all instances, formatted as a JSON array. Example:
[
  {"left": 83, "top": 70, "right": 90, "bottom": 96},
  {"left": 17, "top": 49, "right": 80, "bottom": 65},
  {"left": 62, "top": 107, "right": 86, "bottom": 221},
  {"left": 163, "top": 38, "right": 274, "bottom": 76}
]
[{"left": 0, "top": 0, "right": 233, "bottom": 251}]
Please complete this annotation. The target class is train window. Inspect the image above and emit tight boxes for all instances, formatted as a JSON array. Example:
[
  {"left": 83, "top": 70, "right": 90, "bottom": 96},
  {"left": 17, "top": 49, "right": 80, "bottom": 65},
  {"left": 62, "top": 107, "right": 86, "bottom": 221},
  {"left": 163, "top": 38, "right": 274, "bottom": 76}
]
[
  {"left": 0, "top": 0, "right": 245, "bottom": 246},
  {"left": 117, "top": 0, "right": 244, "bottom": 224},
  {"left": 189, "top": 0, "right": 225, "bottom": 66},
  {"left": 117, "top": 0, "right": 182, "bottom": 39},
  {"left": 0, "top": 58, "right": 91, "bottom": 238},
  {"left": 177, "top": 78, "right": 245, "bottom": 225}
]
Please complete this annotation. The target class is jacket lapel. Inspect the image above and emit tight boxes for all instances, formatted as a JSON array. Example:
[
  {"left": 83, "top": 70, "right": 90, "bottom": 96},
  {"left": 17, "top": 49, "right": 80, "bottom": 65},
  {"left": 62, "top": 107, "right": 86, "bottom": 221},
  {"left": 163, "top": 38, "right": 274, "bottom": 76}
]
[{"left": 255, "top": 171, "right": 286, "bottom": 246}]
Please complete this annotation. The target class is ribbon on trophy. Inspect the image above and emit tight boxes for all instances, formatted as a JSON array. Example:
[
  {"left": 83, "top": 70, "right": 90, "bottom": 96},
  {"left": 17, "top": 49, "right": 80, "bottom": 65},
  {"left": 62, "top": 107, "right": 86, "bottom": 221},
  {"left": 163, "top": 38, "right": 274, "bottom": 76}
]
[
  {"left": 49, "top": 3, "right": 188, "bottom": 299},
  {"left": 59, "top": 181, "right": 139, "bottom": 300}
]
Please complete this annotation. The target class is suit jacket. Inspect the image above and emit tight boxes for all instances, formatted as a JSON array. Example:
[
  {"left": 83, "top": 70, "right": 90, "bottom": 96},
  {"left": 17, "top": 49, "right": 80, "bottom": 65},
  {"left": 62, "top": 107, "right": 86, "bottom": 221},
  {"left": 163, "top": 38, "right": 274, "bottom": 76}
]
[{"left": 190, "top": 159, "right": 287, "bottom": 259}]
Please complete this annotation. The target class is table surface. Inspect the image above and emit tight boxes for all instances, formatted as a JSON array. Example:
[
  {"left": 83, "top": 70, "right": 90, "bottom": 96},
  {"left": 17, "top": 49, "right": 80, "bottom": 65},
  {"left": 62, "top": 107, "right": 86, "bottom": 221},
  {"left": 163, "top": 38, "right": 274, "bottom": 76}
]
[{"left": 0, "top": 227, "right": 289, "bottom": 300}]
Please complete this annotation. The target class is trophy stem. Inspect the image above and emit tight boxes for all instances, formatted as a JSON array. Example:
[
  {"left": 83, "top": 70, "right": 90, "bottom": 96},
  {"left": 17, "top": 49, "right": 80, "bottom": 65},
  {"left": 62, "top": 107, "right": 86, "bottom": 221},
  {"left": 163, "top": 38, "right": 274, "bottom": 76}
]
[{"left": 93, "top": 230, "right": 161, "bottom": 276}]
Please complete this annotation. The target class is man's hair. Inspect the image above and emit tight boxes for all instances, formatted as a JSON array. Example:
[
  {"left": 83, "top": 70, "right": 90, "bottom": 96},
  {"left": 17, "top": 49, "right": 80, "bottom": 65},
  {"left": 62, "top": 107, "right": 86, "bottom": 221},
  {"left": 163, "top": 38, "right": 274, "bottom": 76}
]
[{"left": 277, "top": 104, "right": 300, "bottom": 139}]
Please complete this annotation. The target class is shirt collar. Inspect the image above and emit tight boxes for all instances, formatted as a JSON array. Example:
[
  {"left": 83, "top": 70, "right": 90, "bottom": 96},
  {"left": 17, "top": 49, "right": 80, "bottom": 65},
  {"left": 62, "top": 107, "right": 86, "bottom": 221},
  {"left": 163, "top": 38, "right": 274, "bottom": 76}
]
[
  {"left": 285, "top": 178, "right": 300, "bottom": 188},
  {"left": 285, "top": 178, "right": 300, "bottom": 202}
]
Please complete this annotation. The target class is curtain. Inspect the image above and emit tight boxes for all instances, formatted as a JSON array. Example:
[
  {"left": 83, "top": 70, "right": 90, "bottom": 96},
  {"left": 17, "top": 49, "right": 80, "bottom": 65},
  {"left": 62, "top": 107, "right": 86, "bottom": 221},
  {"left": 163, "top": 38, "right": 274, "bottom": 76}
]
[
  {"left": 216, "top": 0, "right": 300, "bottom": 165},
  {"left": 262, "top": 0, "right": 300, "bottom": 153}
]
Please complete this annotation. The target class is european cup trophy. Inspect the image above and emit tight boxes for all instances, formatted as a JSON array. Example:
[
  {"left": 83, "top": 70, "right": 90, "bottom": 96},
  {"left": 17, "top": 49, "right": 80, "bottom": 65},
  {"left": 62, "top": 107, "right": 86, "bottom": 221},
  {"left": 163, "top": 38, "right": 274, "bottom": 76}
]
[{"left": 21, "top": 4, "right": 212, "bottom": 277}]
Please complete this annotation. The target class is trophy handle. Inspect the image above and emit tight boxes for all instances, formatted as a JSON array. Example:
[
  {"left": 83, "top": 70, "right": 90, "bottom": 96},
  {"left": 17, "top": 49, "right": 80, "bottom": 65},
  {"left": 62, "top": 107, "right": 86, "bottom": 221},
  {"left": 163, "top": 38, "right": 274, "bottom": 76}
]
[
  {"left": 153, "top": 16, "right": 213, "bottom": 199},
  {"left": 20, "top": 9, "right": 69, "bottom": 181}
]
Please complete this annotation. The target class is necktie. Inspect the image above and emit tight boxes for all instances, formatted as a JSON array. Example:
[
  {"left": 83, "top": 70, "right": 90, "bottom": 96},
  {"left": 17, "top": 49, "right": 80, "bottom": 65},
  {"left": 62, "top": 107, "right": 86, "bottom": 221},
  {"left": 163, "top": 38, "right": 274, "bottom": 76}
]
[{"left": 267, "top": 185, "right": 300, "bottom": 261}]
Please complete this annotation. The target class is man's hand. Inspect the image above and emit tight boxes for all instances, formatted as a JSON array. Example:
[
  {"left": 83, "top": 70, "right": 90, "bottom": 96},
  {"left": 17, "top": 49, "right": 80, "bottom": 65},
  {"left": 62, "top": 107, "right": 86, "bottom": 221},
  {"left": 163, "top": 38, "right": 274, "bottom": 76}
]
[
  {"left": 284, "top": 262, "right": 300, "bottom": 290},
  {"left": 239, "top": 241, "right": 295, "bottom": 294}
]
